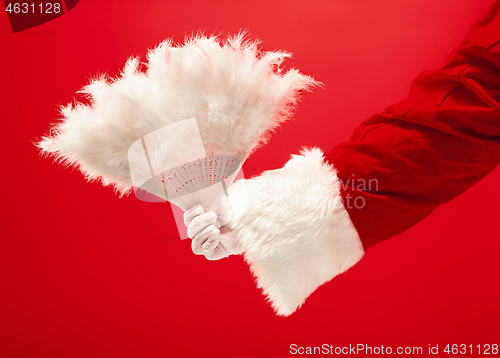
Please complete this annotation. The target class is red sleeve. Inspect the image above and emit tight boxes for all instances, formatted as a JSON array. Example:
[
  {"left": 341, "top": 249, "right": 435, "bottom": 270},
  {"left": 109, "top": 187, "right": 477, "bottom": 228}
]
[{"left": 325, "top": 0, "right": 500, "bottom": 250}]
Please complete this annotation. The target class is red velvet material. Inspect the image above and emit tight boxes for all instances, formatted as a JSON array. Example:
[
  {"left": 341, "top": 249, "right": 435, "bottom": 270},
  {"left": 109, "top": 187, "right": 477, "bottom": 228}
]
[{"left": 326, "top": 0, "right": 500, "bottom": 250}]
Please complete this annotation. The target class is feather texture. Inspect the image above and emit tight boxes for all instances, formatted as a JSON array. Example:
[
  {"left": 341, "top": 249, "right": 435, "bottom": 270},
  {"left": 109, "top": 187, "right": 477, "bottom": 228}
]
[{"left": 38, "top": 34, "right": 319, "bottom": 195}]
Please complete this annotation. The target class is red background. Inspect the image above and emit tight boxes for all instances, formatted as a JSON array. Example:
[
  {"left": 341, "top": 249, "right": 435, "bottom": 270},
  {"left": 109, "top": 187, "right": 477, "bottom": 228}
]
[{"left": 1, "top": 0, "right": 499, "bottom": 357}]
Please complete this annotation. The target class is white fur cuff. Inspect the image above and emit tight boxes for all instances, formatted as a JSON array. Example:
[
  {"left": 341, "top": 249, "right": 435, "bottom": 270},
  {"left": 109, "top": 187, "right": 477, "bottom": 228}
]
[{"left": 225, "top": 148, "right": 364, "bottom": 316}]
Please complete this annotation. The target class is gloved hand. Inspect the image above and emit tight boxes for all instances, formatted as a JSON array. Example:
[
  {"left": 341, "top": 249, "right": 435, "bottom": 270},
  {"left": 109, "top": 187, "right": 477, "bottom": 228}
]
[{"left": 183, "top": 204, "right": 242, "bottom": 261}]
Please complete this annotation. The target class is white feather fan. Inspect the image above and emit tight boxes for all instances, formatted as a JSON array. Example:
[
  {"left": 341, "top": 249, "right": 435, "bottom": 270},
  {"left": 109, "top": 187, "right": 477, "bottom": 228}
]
[{"left": 38, "top": 34, "right": 318, "bottom": 209}]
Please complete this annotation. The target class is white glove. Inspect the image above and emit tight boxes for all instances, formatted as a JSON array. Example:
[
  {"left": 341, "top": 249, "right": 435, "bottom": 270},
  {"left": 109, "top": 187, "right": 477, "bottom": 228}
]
[{"left": 183, "top": 205, "right": 242, "bottom": 261}]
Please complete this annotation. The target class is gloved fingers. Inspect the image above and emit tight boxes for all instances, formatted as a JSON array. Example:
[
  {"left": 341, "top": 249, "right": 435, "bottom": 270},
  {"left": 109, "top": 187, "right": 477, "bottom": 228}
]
[
  {"left": 183, "top": 205, "right": 204, "bottom": 227},
  {"left": 187, "top": 212, "right": 217, "bottom": 238},
  {"left": 191, "top": 225, "right": 218, "bottom": 255},
  {"left": 202, "top": 231, "right": 240, "bottom": 260},
  {"left": 204, "top": 243, "right": 230, "bottom": 261},
  {"left": 201, "top": 231, "right": 220, "bottom": 252},
  {"left": 215, "top": 205, "right": 229, "bottom": 227},
  {"left": 204, "top": 248, "right": 223, "bottom": 261}
]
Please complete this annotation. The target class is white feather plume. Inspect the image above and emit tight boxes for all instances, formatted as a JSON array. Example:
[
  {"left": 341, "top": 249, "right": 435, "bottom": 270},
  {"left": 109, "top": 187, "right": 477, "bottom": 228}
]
[{"left": 38, "top": 34, "right": 319, "bottom": 195}]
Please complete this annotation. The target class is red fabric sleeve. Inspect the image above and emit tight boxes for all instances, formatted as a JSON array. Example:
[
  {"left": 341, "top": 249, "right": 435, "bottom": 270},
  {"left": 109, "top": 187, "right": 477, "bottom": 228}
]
[{"left": 325, "top": 0, "right": 500, "bottom": 250}]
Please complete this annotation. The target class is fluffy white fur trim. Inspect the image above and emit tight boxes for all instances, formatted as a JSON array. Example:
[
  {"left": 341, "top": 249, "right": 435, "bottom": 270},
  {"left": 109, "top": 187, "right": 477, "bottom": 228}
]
[
  {"left": 37, "top": 34, "right": 318, "bottom": 196},
  {"left": 225, "top": 148, "right": 364, "bottom": 316}
]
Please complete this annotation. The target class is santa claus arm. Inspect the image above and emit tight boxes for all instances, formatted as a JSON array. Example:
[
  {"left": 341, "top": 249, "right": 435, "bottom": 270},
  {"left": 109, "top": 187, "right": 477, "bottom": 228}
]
[
  {"left": 211, "top": 1, "right": 500, "bottom": 316},
  {"left": 327, "top": 0, "right": 500, "bottom": 249}
]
